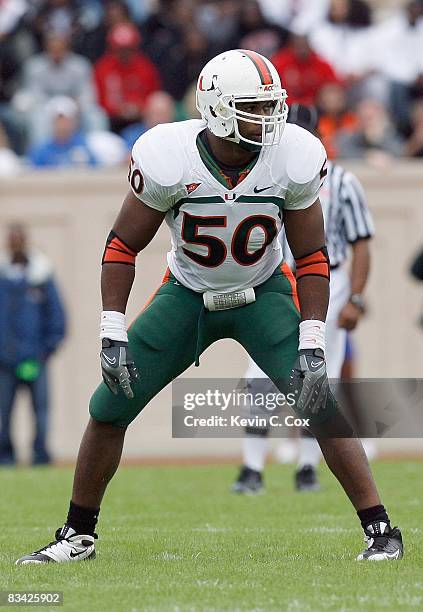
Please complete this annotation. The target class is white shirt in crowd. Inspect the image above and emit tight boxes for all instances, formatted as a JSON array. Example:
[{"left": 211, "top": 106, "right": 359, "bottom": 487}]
[
  {"left": 257, "top": 0, "right": 329, "bottom": 31},
  {"left": 369, "top": 12, "right": 423, "bottom": 85}
]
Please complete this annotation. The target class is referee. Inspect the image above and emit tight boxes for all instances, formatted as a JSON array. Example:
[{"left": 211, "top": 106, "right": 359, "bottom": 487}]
[{"left": 232, "top": 104, "right": 375, "bottom": 494}]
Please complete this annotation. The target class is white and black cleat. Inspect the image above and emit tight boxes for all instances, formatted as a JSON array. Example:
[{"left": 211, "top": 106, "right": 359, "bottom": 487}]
[
  {"left": 357, "top": 522, "right": 403, "bottom": 561},
  {"left": 231, "top": 466, "right": 264, "bottom": 495},
  {"left": 16, "top": 525, "right": 97, "bottom": 565}
]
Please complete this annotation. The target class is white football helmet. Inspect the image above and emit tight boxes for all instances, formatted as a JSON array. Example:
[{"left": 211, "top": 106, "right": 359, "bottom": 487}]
[{"left": 196, "top": 49, "right": 288, "bottom": 147}]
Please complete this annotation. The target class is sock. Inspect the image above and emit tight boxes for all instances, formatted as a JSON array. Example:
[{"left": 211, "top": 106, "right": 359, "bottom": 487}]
[
  {"left": 297, "top": 436, "right": 321, "bottom": 469},
  {"left": 357, "top": 504, "right": 390, "bottom": 531},
  {"left": 243, "top": 435, "right": 269, "bottom": 473},
  {"left": 66, "top": 501, "right": 100, "bottom": 536}
]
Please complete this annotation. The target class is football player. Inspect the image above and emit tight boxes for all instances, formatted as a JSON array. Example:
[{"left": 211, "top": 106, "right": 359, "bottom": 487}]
[
  {"left": 16, "top": 50, "right": 403, "bottom": 564},
  {"left": 232, "top": 104, "right": 377, "bottom": 495}
]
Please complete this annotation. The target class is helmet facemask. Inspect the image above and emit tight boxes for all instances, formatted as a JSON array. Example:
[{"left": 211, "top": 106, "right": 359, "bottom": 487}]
[{"left": 210, "top": 88, "right": 289, "bottom": 148}]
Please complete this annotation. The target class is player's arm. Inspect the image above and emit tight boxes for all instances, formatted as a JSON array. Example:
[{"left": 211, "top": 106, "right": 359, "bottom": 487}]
[
  {"left": 338, "top": 170, "right": 374, "bottom": 331},
  {"left": 101, "top": 190, "right": 165, "bottom": 313},
  {"left": 338, "top": 238, "right": 371, "bottom": 331},
  {"left": 284, "top": 198, "right": 330, "bottom": 414},
  {"left": 100, "top": 190, "right": 165, "bottom": 399},
  {"left": 283, "top": 199, "right": 329, "bottom": 323}
]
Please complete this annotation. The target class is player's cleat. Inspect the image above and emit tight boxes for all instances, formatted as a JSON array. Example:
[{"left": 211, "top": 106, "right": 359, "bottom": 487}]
[
  {"left": 231, "top": 466, "right": 264, "bottom": 495},
  {"left": 356, "top": 522, "right": 403, "bottom": 561},
  {"left": 15, "top": 525, "right": 97, "bottom": 565},
  {"left": 295, "top": 464, "right": 320, "bottom": 492}
]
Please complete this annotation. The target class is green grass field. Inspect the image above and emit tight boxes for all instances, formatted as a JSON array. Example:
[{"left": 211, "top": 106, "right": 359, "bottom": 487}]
[{"left": 0, "top": 461, "right": 422, "bottom": 611}]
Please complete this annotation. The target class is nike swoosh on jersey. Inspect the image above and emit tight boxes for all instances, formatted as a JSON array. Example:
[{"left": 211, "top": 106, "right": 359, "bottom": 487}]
[{"left": 253, "top": 185, "right": 272, "bottom": 193}]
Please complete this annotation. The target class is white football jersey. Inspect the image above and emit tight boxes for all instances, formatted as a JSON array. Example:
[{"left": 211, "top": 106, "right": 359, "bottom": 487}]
[{"left": 129, "top": 119, "right": 326, "bottom": 293}]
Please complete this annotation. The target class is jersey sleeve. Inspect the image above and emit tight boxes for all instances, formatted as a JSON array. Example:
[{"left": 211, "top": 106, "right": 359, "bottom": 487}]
[
  {"left": 340, "top": 171, "right": 375, "bottom": 243},
  {"left": 284, "top": 139, "right": 327, "bottom": 211},
  {"left": 128, "top": 134, "right": 174, "bottom": 212}
]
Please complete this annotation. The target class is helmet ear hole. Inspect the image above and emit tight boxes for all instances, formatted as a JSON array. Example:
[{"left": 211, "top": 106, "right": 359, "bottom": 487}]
[{"left": 209, "top": 106, "right": 217, "bottom": 118}]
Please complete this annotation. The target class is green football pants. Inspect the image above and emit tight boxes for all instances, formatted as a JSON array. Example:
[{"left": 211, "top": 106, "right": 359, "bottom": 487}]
[{"left": 90, "top": 264, "right": 301, "bottom": 427}]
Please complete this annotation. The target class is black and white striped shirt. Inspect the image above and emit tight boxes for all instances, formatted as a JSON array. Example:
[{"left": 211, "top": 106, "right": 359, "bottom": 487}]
[
  {"left": 320, "top": 161, "right": 375, "bottom": 267},
  {"left": 282, "top": 161, "right": 375, "bottom": 268}
]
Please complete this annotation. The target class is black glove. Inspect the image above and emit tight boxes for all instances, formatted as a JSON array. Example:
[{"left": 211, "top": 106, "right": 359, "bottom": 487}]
[
  {"left": 289, "top": 348, "right": 329, "bottom": 416},
  {"left": 101, "top": 339, "right": 140, "bottom": 399}
]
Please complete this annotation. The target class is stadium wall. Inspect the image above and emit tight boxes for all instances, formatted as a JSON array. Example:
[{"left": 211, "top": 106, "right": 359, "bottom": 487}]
[{"left": 1, "top": 163, "right": 422, "bottom": 462}]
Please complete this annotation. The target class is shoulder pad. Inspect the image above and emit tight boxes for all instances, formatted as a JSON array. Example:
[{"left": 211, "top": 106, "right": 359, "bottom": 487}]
[
  {"left": 133, "top": 123, "right": 184, "bottom": 187},
  {"left": 283, "top": 124, "right": 326, "bottom": 185}
]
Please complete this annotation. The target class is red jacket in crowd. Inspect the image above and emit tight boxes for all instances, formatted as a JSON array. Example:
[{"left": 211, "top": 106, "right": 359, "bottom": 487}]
[
  {"left": 272, "top": 46, "right": 339, "bottom": 105},
  {"left": 94, "top": 51, "right": 162, "bottom": 118}
]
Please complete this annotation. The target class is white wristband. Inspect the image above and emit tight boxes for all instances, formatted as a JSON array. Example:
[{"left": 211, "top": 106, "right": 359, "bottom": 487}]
[
  {"left": 100, "top": 311, "right": 128, "bottom": 342},
  {"left": 299, "top": 320, "right": 326, "bottom": 352}
]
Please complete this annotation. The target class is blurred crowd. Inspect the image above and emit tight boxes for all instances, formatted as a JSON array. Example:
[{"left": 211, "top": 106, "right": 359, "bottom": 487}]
[{"left": 1, "top": 0, "right": 423, "bottom": 172}]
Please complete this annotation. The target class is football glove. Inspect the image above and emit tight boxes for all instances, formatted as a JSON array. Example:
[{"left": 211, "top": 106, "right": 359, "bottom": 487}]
[
  {"left": 289, "top": 348, "right": 329, "bottom": 417},
  {"left": 101, "top": 339, "right": 139, "bottom": 399}
]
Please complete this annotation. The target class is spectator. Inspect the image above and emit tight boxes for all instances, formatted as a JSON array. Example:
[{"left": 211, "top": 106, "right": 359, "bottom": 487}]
[
  {"left": 86, "top": 130, "right": 128, "bottom": 167},
  {"left": 28, "top": 96, "right": 97, "bottom": 168},
  {"left": 141, "top": 0, "right": 185, "bottom": 67},
  {"left": 369, "top": 0, "right": 423, "bottom": 134},
  {"left": 0, "top": 224, "right": 66, "bottom": 465},
  {"left": 13, "top": 31, "right": 107, "bottom": 145},
  {"left": 257, "top": 0, "right": 329, "bottom": 31},
  {"left": 28, "top": 0, "right": 87, "bottom": 53},
  {"left": 120, "top": 90, "right": 176, "bottom": 148},
  {"left": 271, "top": 31, "right": 339, "bottom": 105},
  {"left": 196, "top": 0, "right": 241, "bottom": 49},
  {"left": 0, "top": 36, "right": 26, "bottom": 154},
  {"left": 337, "top": 97, "right": 404, "bottom": 162},
  {"left": 404, "top": 99, "right": 423, "bottom": 157},
  {"left": 309, "top": 0, "right": 374, "bottom": 81},
  {"left": 317, "top": 82, "right": 358, "bottom": 159},
  {"left": 0, "top": 0, "right": 27, "bottom": 38},
  {"left": 0, "top": 3, "right": 38, "bottom": 73},
  {"left": 35, "top": 0, "right": 77, "bottom": 36},
  {"left": 74, "top": 0, "right": 133, "bottom": 63},
  {"left": 94, "top": 23, "right": 161, "bottom": 133},
  {"left": 234, "top": 0, "right": 289, "bottom": 58},
  {"left": 0, "top": 122, "right": 21, "bottom": 177},
  {"left": 154, "top": 25, "right": 214, "bottom": 101},
  {"left": 182, "top": 81, "right": 201, "bottom": 119},
  {"left": 124, "top": 0, "right": 149, "bottom": 25}
]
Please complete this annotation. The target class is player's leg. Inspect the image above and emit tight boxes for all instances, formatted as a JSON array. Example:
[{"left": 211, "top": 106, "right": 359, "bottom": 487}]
[
  {"left": 16, "top": 273, "right": 211, "bottom": 564},
  {"left": 296, "top": 268, "right": 348, "bottom": 488},
  {"left": 232, "top": 266, "right": 301, "bottom": 493},
  {"left": 295, "top": 429, "right": 321, "bottom": 492},
  {"left": 233, "top": 266, "right": 310, "bottom": 493},
  {"left": 70, "top": 278, "right": 207, "bottom": 512},
  {"left": 231, "top": 357, "right": 271, "bottom": 494},
  {"left": 235, "top": 267, "right": 403, "bottom": 559},
  {"left": 28, "top": 363, "right": 51, "bottom": 465},
  {"left": 308, "top": 268, "right": 383, "bottom": 514},
  {"left": 295, "top": 310, "right": 347, "bottom": 487},
  {"left": 0, "top": 367, "right": 19, "bottom": 465}
]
